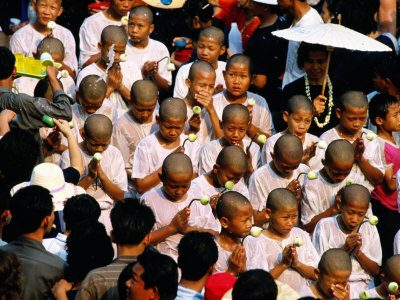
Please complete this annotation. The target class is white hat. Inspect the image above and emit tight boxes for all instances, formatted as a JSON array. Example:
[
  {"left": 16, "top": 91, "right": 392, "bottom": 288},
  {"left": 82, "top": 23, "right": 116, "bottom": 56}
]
[
  {"left": 11, "top": 163, "right": 85, "bottom": 211},
  {"left": 141, "top": 0, "right": 187, "bottom": 9},
  {"left": 252, "top": 0, "right": 278, "bottom": 5}
]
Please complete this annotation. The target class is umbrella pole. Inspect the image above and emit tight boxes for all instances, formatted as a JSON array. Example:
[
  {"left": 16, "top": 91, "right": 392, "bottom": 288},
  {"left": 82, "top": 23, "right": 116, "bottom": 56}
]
[{"left": 321, "top": 47, "right": 333, "bottom": 95}]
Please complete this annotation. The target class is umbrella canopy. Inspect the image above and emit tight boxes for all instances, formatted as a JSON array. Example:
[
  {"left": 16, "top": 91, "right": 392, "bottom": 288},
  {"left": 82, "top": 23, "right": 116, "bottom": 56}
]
[{"left": 272, "top": 23, "right": 392, "bottom": 52}]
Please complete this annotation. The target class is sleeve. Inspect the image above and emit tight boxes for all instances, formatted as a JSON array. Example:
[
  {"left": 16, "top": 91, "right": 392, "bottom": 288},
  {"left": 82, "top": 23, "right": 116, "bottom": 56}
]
[
  {"left": 311, "top": 220, "right": 330, "bottom": 256},
  {"left": 75, "top": 275, "right": 97, "bottom": 300},
  {"left": 190, "top": 203, "right": 219, "bottom": 232},
  {"left": 248, "top": 171, "right": 267, "bottom": 211},
  {"left": 131, "top": 142, "right": 150, "bottom": 179},
  {"left": 301, "top": 232, "right": 319, "bottom": 267},
  {"left": 173, "top": 66, "right": 188, "bottom": 99},
  {"left": 394, "top": 229, "right": 400, "bottom": 255},
  {"left": 10, "top": 33, "right": 26, "bottom": 55},
  {"left": 361, "top": 225, "right": 382, "bottom": 266},
  {"left": 111, "top": 150, "right": 128, "bottom": 191},
  {"left": 198, "top": 144, "right": 215, "bottom": 176},
  {"left": 301, "top": 180, "right": 323, "bottom": 226},
  {"left": 187, "top": 140, "right": 200, "bottom": 174},
  {"left": 63, "top": 30, "right": 79, "bottom": 75},
  {"left": 78, "top": 21, "right": 98, "bottom": 67},
  {"left": 111, "top": 124, "right": 131, "bottom": 169},
  {"left": 363, "top": 139, "right": 385, "bottom": 175},
  {"left": 257, "top": 98, "right": 274, "bottom": 136},
  {"left": 261, "top": 139, "right": 273, "bottom": 165}
]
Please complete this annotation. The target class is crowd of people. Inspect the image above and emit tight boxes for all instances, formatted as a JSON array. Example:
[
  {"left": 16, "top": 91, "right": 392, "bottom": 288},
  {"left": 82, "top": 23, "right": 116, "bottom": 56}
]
[{"left": 0, "top": 0, "right": 400, "bottom": 299}]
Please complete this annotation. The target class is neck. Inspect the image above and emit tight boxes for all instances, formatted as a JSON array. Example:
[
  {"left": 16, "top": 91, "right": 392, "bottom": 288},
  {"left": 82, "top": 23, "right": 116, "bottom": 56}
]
[
  {"left": 130, "top": 37, "right": 149, "bottom": 49},
  {"left": 184, "top": 96, "right": 196, "bottom": 109},
  {"left": 265, "top": 225, "right": 289, "bottom": 241},
  {"left": 117, "top": 244, "right": 145, "bottom": 257},
  {"left": 218, "top": 230, "right": 241, "bottom": 248},
  {"left": 336, "top": 215, "right": 354, "bottom": 234},
  {"left": 32, "top": 22, "right": 51, "bottom": 35},
  {"left": 307, "top": 75, "right": 324, "bottom": 86},
  {"left": 259, "top": 12, "right": 278, "bottom": 28},
  {"left": 23, "top": 231, "right": 44, "bottom": 243},
  {"left": 377, "top": 127, "right": 395, "bottom": 144},
  {"left": 0, "top": 77, "right": 13, "bottom": 90},
  {"left": 223, "top": 90, "right": 247, "bottom": 104},
  {"left": 312, "top": 283, "right": 330, "bottom": 300},
  {"left": 336, "top": 125, "right": 360, "bottom": 140},
  {"left": 179, "top": 276, "right": 209, "bottom": 293},
  {"left": 292, "top": 2, "right": 311, "bottom": 23},
  {"left": 96, "top": 60, "right": 107, "bottom": 71},
  {"left": 104, "top": 8, "right": 124, "bottom": 21}
]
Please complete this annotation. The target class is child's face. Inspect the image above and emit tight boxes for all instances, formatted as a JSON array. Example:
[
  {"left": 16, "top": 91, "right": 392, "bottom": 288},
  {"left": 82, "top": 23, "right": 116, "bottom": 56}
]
[
  {"left": 79, "top": 95, "right": 104, "bottom": 115},
  {"left": 323, "top": 158, "right": 353, "bottom": 183},
  {"left": 339, "top": 202, "right": 368, "bottom": 233},
  {"left": 271, "top": 152, "right": 302, "bottom": 178},
  {"left": 157, "top": 117, "right": 186, "bottom": 143},
  {"left": 380, "top": 102, "right": 400, "bottom": 133},
  {"left": 84, "top": 135, "right": 111, "bottom": 155},
  {"left": 223, "top": 203, "right": 253, "bottom": 238},
  {"left": 224, "top": 63, "right": 252, "bottom": 98},
  {"left": 100, "top": 42, "right": 127, "bottom": 65},
  {"left": 267, "top": 205, "right": 298, "bottom": 237},
  {"left": 128, "top": 14, "right": 154, "bottom": 45},
  {"left": 197, "top": 36, "right": 224, "bottom": 66},
  {"left": 214, "top": 165, "right": 245, "bottom": 187},
  {"left": 284, "top": 109, "right": 313, "bottom": 139},
  {"left": 336, "top": 105, "right": 368, "bottom": 135},
  {"left": 161, "top": 172, "right": 192, "bottom": 201},
  {"left": 186, "top": 70, "right": 216, "bottom": 100},
  {"left": 303, "top": 51, "right": 328, "bottom": 83},
  {"left": 373, "top": 73, "right": 387, "bottom": 93},
  {"left": 34, "top": 0, "right": 63, "bottom": 27},
  {"left": 318, "top": 269, "right": 351, "bottom": 299},
  {"left": 221, "top": 116, "right": 250, "bottom": 146},
  {"left": 110, "top": 0, "right": 133, "bottom": 17},
  {"left": 130, "top": 100, "right": 156, "bottom": 124}
]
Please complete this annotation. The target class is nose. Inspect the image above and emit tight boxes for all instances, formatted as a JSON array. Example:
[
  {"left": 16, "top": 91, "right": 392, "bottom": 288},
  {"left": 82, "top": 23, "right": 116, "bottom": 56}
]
[
  {"left": 232, "top": 129, "right": 239, "bottom": 138},
  {"left": 125, "top": 279, "right": 132, "bottom": 288}
]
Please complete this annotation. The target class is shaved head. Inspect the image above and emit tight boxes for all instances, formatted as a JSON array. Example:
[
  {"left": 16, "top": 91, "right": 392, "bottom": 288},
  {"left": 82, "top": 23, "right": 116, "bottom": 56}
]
[
  {"left": 287, "top": 95, "right": 314, "bottom": 114},
  {"left": 162, "top": 153, "right": 193, "bottom": 178},
  {"left": 216, "top": 146, "right": 247, "bottom": 172},
  {"left": 274, "top": 134, "right": 303, "bottom": 161},
  {"left": 101, "top": 25, "right": 128, "bottom": 45},
  {"left": 37, "top": 37, "right": 65, "bottom": 58},
  {"left": 325, "top": 139, "right": 355, "bottom": 165},
  {"left": 319, "top": 248, "right": 352, "bottom": 275},
  {"left": 226, "top": 54, "right": 254, "bottom": 75},
  {"left": 341, "top": 184, "right": 370, "bottom": 207},
  {"left": 266, "top": 188, "right": 297, "bottom": 212},
  {"left": 216, "top": 191, "right": 251, "bottom": 220},
  {"left": 79, "top": 75, "right": 107, "bottom": 101},
  {"left": 339, "top": 91, "right": 368, "bottom": 111},
  {"left": 159, "top": 97, "right": 187, "bottom": 121},
  {"left": 188, "top": 61, "right": 215, "bottom": 81},
  {"left": 129, "top": 5, "right": 153, "bottom": 24},
  {"left": 222, "top": 104, "right": 249, "bottom": 124},
  {"left": 199, "top": 26, "right": 225, "bottom": 46},
  {"left": 384, "top": 255, "right": 400, "bottom": 282},
  {"left": 131, "top": 80, "right": 158, "bottom": 105},
  {"left": 84, "top": 114, "right": 113, "bottom": 140}
]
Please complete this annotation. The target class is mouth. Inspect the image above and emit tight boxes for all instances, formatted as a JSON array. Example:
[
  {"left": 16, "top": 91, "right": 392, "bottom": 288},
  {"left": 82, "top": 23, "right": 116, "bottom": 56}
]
[
  {"left": 230, "top": 140, "right": 240, "bottom": 145},
  {"left": 295, "top": 131, "right": 305, "bottom": 136}
]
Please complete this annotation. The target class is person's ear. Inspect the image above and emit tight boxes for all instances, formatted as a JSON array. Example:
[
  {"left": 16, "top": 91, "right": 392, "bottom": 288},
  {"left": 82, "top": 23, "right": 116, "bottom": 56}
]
[
  {"left": 379, "top": 273, "right": 385, "bottom": 283},
  {"left": 158, "top": 172, "right": 164, "bottom": 183},
  {"left": 335, "top": 107, "right": 341, "bottom": 119},
  {"left": 192, "top": 16, "right": 201, "bottom": 29},
  {"left": 220, "top": 216, "right": 229, "bottom": 228},
  {"left": 375, "top": 116, "right": 384, "bottom": 126},
  {"left": 143, "top": 233, "right": 151, "bottom": 246},
  {"left": 148, "top": 286, "right": 159, "bottom": 300},
  {"left": 321, "top": 158, "right": 326, "bottom": 167},
  {"left": 219, "top": 120, "right": 223, "bottom": 130},
  {"left": 270, "top": 152, "right": 275, "bottom": 160},
  {"left": 219, "top": 45, "right": 227, "bottom": 56},
  {"left": 12, "top": 67, "right": 17, "bottom": 77},
  {"left": 282, "top": 111, "right": 289, "bottom": 123},
  {"left": 208, "top": 263, "right": 216, "bottom": 275},
  {"left": 42, "top": 215, "right": 51, "bottom": 230},
  {"left": 250, "top": 74, "right": 256, "bottom": 85},
  {"left": 265, "top": 208, "right": 272, "bottom": 220},
  {"left": 0, "top": 209, "right": 10, "bottom": 223},
  {"left": 57, "top": 6, "right": 63, "bottom": 17},
  {"left": 314, "top": 268, "right": 320, "bottom": 280},
  {"left": 149, "top": 24, "right": 155, "bottom": 34},
  {"left": 185, "top": 78, "right": 191, "bottom": 89},
  {"left": 212, "top": 163, "right": 220, "bottom": 174}
]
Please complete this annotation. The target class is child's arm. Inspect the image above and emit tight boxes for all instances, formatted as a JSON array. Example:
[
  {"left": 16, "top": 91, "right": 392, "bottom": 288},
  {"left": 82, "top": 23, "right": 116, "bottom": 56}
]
[
  {"left": 253, "top": 209, "right": 268, "bottom": 226},
  {"left": 134, "top": 167, "right": 162, "bottom": 194},
  {"left": 106, "top": 64, "right": 131, "bottom": 105},
  {"left": 183, "top": 226, "right": 218, "bottom": 236},
  {"left": 98, "top": 166, "right": 125, "bottom": 202},
  {"left": 354, "top": 137, "right": 384, "bottom": 186},
  {"left": 246, "top": 105, "right": 270, "bottom": 146},
  {"left": 142, "top": 61, "right": 169, "bottom": 92},
  {"left": 78, "top": 159, "right": 98, "bottom": 190},
  {"left": 292, "top": 247, "right": 318, "bottom": 280},
  {"left": 269, "top": 245, "right": 293, "bottom": 279},
  {"left": 195, "top": 91, "right": 224, "bottom": 138},
  {"left": 82, "top": 53, "right": 101, "bottom": 69}
]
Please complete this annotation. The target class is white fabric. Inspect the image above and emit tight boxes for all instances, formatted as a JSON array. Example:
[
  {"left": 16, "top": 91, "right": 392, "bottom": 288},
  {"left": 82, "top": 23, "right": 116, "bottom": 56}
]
[
  {"left": 249, "top": 162, "right": 310, "bottom": 211},
  {"left": 111, "top": 111, "right": 158, "bottom": 170},
  {"left": 79, "top": 12, "right": 122, "bottom": 68},
  {"left": 320, "top": 128, "right": 385, "bottom": 192},
  {"left": 212, "top": 91, "right": 275, "bottom": 139},
  {"left": 281, "top": 8, "right": 323, "bottom": 88},
  {"left": 11, "top": 24, "right": 78, "bottom": 75},
  {"left": 42, "top": 233, "right": 67, "bottom": 262},
  {"left": 184, "top": 105, "right": 216, "bottom": 146},
  {"left": 125, "top": 39, "right": 172, "bottom": 85},
  {"left": 396, "top": 169, "right": 400, "bottom": 213},
  {"left": 261, "top": 132, "right": 323, "bottom": 171},
  {"left": 141, "top": 187, "right": 218, "bottom": 262},
  {"left": 173, "top": 61, "right": 226, "bottom": 100},
  {"left": 301, "top": 170, "right": 366, "bottom": 226},
  {"left": 312, "top": 216, "right": 382, "bottom": 299},
  {"left": 365, "top": 288, "right": 384, "bottom": 299},
  {"left": 394, "top": 229, "right": 400, "bottom": 255},
  {"left": 198, "top": 139, "right": 260, "bottom": 176},
  {"left": 258, "top": 228, "right": 319, "bottom": 291},
  {"left": 76, "top": 62, "right": 142, "bottom": 117},
  {"left": 298, "top": 286, "right": 335, "bottom": 299}
]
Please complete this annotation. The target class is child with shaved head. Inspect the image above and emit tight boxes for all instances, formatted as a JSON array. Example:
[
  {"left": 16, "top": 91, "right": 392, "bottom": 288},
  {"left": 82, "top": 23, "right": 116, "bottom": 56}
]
[
  {"left": 299, "top": 248, "right": 352, "bottom": 300},
  {"left": 174, "top": 26, "right": 227, "bottom": 99},
  {"left": 199, "top": 104, "right": 259, "bottom": 178},
  {"left": 125, "top": 6, "right": 172, "bottom": 92},
  {"left": 320, "top": 91, "right": 385, "bottom": 192},
  {"left": 262, "top": 95, "right": 323, "bottom": 171},
  {"left": 312, "top": 184, "right": 382, "bottom": 298},
  {"left": 76, "top": 25, "right": 142, "bottom": 117},
  {"left": 258, "top": 188, "right": 318, "bottom": 291},
  {"left": 131, "top": 98, "right": 200, "bottom": 196},
  {"left": 141, "top": 153, "right": 218, "bottom": 262},
  {"left": 213, "top": 54, "right": 274, "bottom": 142},
  {"left": 214, "top": 191, "right": 265, "bottom": 275},
  {"left": 249, "top": 134, "right": 310, "bottom": 226},
  {"left": 60, "top": 114, "right": 127, "bottom": 233},
  {"left": 112, "top": 80, "right": 158, "bottom": 185}
]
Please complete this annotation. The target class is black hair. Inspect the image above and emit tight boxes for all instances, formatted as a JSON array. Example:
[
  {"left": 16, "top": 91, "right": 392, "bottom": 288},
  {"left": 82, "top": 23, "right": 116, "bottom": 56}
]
[
  {"left": 383, "top": 255, "right": 400, "bottom": 280},
  {"left": 110, "top": 198, "right": 155, "bottom": 246},
  {"left": 216, "top": 191, "right": 251, "bottom": 220},
  {"left": 199, "top": 26, "right": 225, "bottom": 46},
  {"left": 188, "top": 60, "right": 215, "bottom": 81},
  {"left": 338, "top": 90, "right": 368, "bottom": 111},
  {"left": 337, "top": 0, "right": 379, "bottom": 35},
  {"left": 63, "top": 194, "right": 101, "bottom": 231},
  {"left": 131, "top": 80, "right": 158, "bottom": 105},
  {"left": 129, "top": 5, "right": 154, "bottom": 24},
  {"left": 374, "top": 57, "right": 400, "bottom": 89},
  {"left": 158, "top": 97, "right": 187, "bottom": 121},
  {"left": 183, "top": 0, "right": 214, "bottom": 23},
  {"left": 0, "top": 250, "right": 22, "bottom": 299},
  {"left": 136, "top": 246, "right": 178, "bottom": 300},
  {"left": 36, "top": 37, "right": 65, "bottom": 58},
  {"left": 178, "top": 231, "right": 218, "bottom": 281},
  {"left": 101, "top": 25, "right": 128, "bottom": 45},
  {"left": 66, "top": 221, "right": 114, "bottom": 282},
  {"left": 34, "top": 77, "right": 63, "bottom": 98},
  {"left": 161, "top": 153, "right": 193, "bottom": 179},
  {"left": 232, "top": 270, "right": 278, "bottom": 300},
  {"left": 266, "top": 188, "right": 297, "bottom": 212},
  {"left": 286, "top": 95, "right": 314, "bottom": 114},
  {"left": 0, "top": 32, "right": 10, "bottom": 49},
  {"left": 325, "top": 139, "right": 354, "bottom": 165},
  {"left": 0, "top": 47, "right": 16, "bottom": 80},
  {"left": 226, "top": 54, "right": 255, "bottom": 75},
  {"left": 84, "top": 114, "right": 113, "bottom": 140},
  {"left": 369, "top": 94, "right": 399, "bottom": 126},
  {"left": 79, "top": 75, "right": 107, "bottom": 101},
  {"left": 318, "top": 248, "right": 352, "bottom": 274},
  {"left": 297, "top": 42, "right": 328, "bottom": 69},
  {"left": 216, "top": 145, "right": 247, "bottom": 172},
  {"left": 273, "top": 134, "right": 303, "bottom": 161},
  {"left": 341, "top": 184, "right": 370, "bottom": 207},
  {"left": 222, "top": 103, "right": 249, "bottom": 124},
  {"left": 118, "top": 262, "right": 136, "bottom": 300},
  {"left": 10, "top": 186, "right": 53, "bottom": 235}
]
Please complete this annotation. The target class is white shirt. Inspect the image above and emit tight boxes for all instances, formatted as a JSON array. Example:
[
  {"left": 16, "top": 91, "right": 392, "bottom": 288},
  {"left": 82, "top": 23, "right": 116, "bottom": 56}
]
[
  {"left": 261, "top": 132, "right": 323, "bottom": 171},
  {"left": 282, "top": 8, "right": 323, "bottom": 88},
  {"left": 394, "top": 229, "right": 400, "bottom": 255},
  {"left": 198, "top": 138, "right": 260, "bottom": 176},
  {"left": 174, "top": 61, "right": 226, "bottom": 100},
  {"left": 42, "top": 233, "right": 68, "bottom": 262},
  {"left": 312, "top": 216, "right": 382, "bottom": 299},
  {"left": 213, "top": 91, "right": 275, "bottom": 139},
  {"left": 184, "top": 105, "right": 216, "bottom": 146},
  {"left": 249, "top": 162, "right": 310, "bottom": 212},
  {"left": 79, "top": 12, "right": 122, "bottom": 68},
  {"left": 320, "top": 128, "right": 385, "bottom": 191},
  {"left": 11, "top": 24, "right": 78, "bottom": 75},
  {"left": 396, "top": 169, "right": 400, "bottom": 213},
  {"left": 141, "top": 187, "right": 218, "bottom": 262},
  {"left": 125, "top": 39, "right": 172, "bottom": 85},
  {"left": 76, "top": 62, "right": 142, "bottom": 117},
  {"left": 258, "top": 228, "right": 319, "bottom": 291}
]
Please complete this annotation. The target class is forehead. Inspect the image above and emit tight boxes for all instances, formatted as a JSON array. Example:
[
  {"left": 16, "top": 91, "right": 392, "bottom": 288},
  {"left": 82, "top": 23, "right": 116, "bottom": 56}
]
[
  {"left": 165, "top": 171, "right": 192, "bottom": 183},
  {"left": 193, "top": 70, "right": 216, "bottom": 82},
  {"left": 159, "top": 117, "right": 185, "bottom": 124},
  {"left": 37, "top": 0, "right": 62, "bottom": 7},
  {"left": 386, "top": 102, "right": 400, "bottom": 113},
  {"left": 223, "top": 116, "right": 248, "bottom": 125},
  {"left": 133, "top": 100, "right": 156, "bottom": 109},
  {"left": 327, "top": 157, "right": 353, "bottom": 170},
  {"left": 232, "top": 202, "right": 253, "bottom": 217},
  {"left": 226, "top": 63, "right": 250, "bottom": 73},
  {"left": 129, "top": 13, "right": 151, "bottom": 24},
  {"left": 221, "top": 165, "right": 246, "bottom": 176},
  {"left": 324, "top": 269, "right": 351, "bottom": 281},
  {"left": 306, "top": 51, "right": 328, "bottom": 59},
  {"left": 342, "top": 200, "right": 369, "bottom": 210},
  {"left": 87, "top": 136, "right": 111, "bottom": 143},
  {"left": 289, "top": 109, "right": 313, "bottom": 118},
  {"left": 198, "top": 36, "right": 221, "bottom": 47},
  {"left": 342, "top": 105, "right": 368, "bottom": 115},
  {"left": 276, "top": 152, "right": 302, "bottom": 165},
  {"left": 103, "top": 42, "right": 126, "bottom": 51},
  {"left": 272, "top": 204, "right": 298, "bottom": 214},
  {"left": 81, "top": 95, "right": 104, "bottom": 104}
]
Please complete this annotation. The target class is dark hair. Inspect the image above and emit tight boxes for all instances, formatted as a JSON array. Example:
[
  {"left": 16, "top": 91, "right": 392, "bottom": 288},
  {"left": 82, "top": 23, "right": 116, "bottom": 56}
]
[
  {"left": 226, "top": 54, "right": 255, "bottom": 75},
  {"left": 374, "top": 58, "right": 400, "bottom": 90},
  {"left": 34, "top": 77, "right": 63, "bottom": 98},
  {"left": 63, "top": 194, "right": 101, "bottom": 231},
  {"left": 10, "top": 186, "right": 53, "bottom": 234},
  {"left": 0, "top": 47, "right": 15, "bottom": 80},
  {"left": 183, "top": 0, "right": 214, "bottom": 23},
  {"left": 297, "top": 42, "right": 328, "bottom": 69},
  {"left": 369, "top": 94, "right": 399, "bottom": 126},
  {"left": 66, "top": 221, "right": 114, "bottom": 282},
  {"left": 118, "top": 262, "right": 136, "bottom": 300},
  {"left": 178, "top": 231, "right": 218, "bottom": 281},
  {"left": 110, "top": 198, "right": 155, "bottom": 245},
  {"left": 232, "top": 269, "right": 278, "bottom": 300},
  {"left": 0, "top": 250, "right": 22, "bottom": 299},
  {"left": 137, "top": 247, "right": 178, "bottom": 300}
]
